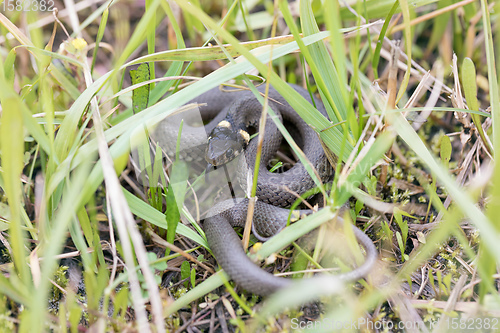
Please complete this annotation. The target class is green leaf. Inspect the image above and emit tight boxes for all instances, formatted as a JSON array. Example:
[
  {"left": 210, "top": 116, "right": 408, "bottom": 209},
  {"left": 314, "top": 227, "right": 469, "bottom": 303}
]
[
  {"left": 428, "top": 270, "right": 435, "bottom": 291},
  {"left": 147, "top": 252, "right": 157, "bottom": 263},
  {"left": 130, "top": 63, "right": 151, "bottom": 114},
  {"left": 190, "top": 267, "right": 196, "bottom": 288},
  {"left": 443, "top": 273, "right": 452, "bottom": 294},
  {"left": 180, "top": 261, "right": 190, "bottom": 288},
  {"left": 165, "top": 160, "right": 189, "bottom": 255},
  {"left": 113, "top": 287, "right": 129, "bottom": 319},
  {"left": 395, "top": 232, "right": 406, "bottom": 262},
  {"left": 152, "top": 259, "right": 168, "bottom": 271},
  {"left": 462, "top": 57, "right": 492, "bottom": 155},
  {"left": 439, "top": 135, "right": 451, "bottom": 169},
  {"left": 381, "top": 221, "right": 393, "bottom": 241},
  {"left": 394, "top": 207, "right": 414, "bottom": 245},
  {"left": 355, "top": 199, "right": 363, "bottom": 217},
  {"left": 462, "top": 58, "right": 480, "bottom": 112},
  {"left": 3, "top": 49, "right": 16, "bottom": 85}
]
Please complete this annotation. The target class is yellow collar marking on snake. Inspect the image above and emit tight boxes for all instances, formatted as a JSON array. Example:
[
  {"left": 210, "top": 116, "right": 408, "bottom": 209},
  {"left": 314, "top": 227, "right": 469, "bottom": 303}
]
[
  {"left": 217, "top": 120, "right": 231, "bottom": 128},
  {"left": 239, "top": 129, "right": 250, "bottom": 143}
]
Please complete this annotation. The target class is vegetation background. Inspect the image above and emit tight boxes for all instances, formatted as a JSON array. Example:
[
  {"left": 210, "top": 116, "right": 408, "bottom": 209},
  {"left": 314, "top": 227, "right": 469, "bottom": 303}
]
[{"left": 0, "top": 0, "right": 499, "bottom": 331}]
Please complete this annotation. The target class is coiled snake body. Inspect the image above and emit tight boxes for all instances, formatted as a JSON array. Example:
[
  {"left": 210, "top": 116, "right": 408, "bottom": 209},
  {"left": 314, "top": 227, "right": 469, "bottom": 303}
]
[{"left": 154, "top": 84, "right": 377, "bottom": 296}]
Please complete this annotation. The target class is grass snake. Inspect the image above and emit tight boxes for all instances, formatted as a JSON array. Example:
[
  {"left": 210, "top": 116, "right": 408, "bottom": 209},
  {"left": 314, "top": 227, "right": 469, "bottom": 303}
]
[{"left": 153, "top": 84, "right": 377, "bottom": 296}]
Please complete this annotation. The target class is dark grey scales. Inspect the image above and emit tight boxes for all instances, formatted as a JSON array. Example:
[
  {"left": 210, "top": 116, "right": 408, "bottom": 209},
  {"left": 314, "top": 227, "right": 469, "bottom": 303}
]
[{"left": 154, "top": 84, "right": 377, "bottom": 296}]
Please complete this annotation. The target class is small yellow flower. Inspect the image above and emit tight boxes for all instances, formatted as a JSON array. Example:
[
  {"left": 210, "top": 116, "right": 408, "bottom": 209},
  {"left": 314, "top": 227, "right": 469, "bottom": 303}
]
[
  {"left": 252, "top": 242, "right": 262, "bottom": 252},
  {"left": 72, "top": 38, "right": 87, "bottom": 51}
]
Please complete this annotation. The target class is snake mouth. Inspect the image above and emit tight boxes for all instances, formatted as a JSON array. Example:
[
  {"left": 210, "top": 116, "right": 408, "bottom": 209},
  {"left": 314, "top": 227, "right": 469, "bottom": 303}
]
[
  {"left": 205, "top": 141, "right": 240, "bottom": 165},
  {"left": 205, "top": 129, "right": 246, "bottom": 166}
]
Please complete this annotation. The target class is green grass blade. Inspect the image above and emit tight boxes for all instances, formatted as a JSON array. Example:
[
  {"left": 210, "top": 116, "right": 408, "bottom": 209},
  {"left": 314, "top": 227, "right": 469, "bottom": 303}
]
[
  {"left": 28, "top": 163, "right": 92, "bottom": 333},
  {"left": 165, "top": 160, "right": 189, "bottom": 255},
  {"left": 123, "top": 188, "right": 207, "bottom": 247},
  {"left": 462, "top": 58, "right": 493, "bottom": 155},
  {"left": 480, "top": 0, "right": 500, "bottom": 301},
  {"left": 90, "top": 5, "right": 109, "bottom": 74},
  {"left": 0, "top": 84, "right": 30, "bottom": 285},
  {"left": 71, "top": 0, "right": 114, "bottom": 38},
  {"left": 299, "top": 0, "right": 349, "bottom": 122},
  {"left": 145, "top": 0, "right": 156, "bottom": 87},
  {"left": 148, "top": 1, "right": 186, "bottom": 105},
  {"left": 339, "top": 0, "right": 438, "bottom": 20},
  {"left": 372, "top": 0, "right": 400, "bottom": 79},
  {"left": 395, "top": 0, "right": 413, "bottom": 104}
]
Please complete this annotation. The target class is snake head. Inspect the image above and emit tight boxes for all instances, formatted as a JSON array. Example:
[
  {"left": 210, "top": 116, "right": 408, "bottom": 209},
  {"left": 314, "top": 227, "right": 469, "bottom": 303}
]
[{"left": 205, "top": 124, "right": 249, "bottom": 166}]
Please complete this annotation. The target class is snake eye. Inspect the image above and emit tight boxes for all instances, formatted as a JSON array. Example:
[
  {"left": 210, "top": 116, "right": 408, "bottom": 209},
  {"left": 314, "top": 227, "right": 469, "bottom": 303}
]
[{"left": 226, "top": 148, "right": 234, "bottom": 157}]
